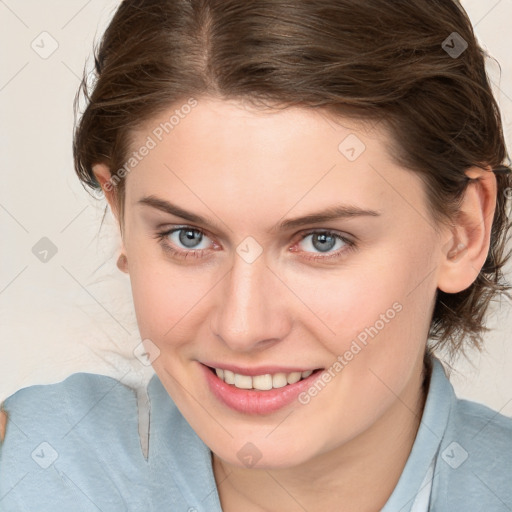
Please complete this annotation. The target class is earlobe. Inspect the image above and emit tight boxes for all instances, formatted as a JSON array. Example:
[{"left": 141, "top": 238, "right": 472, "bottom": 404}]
[
  {"left": 116, "top": 253, "right": 129, "bottom": 274},
  {"left": 437, "top": 166, "right": 497, "bottom": 294}
]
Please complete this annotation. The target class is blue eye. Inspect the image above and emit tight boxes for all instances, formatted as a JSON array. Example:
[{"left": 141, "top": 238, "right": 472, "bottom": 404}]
[
  {"left": 169, "top": 227, "right": 211, "bottom": 250},
  {"left": 154, "top": 226, "right": 355, "bottom": 263},
  {"left": 154, "top": 227, "right": 213, "bottom": 260},
  {"left": 299, "top": 232, "right": 347, "bottom": 253},
  {"left": 291, "top": 230, "right": 355, "bottom": 262}
]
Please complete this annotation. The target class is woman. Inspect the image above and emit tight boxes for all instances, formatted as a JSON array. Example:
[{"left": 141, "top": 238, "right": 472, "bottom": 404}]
[{"left": 1, "top": 0, "right": 511, "bottom": 510}]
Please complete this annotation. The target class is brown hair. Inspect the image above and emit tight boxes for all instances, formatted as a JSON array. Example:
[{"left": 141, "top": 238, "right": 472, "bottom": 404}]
[{"left": 73, "top": 0, "right": 511, "bottom": 360}]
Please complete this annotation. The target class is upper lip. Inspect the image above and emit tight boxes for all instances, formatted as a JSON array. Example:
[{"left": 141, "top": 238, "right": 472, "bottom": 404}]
[{"left": 201, "top": 362, "right": 322, "bottom": 376}]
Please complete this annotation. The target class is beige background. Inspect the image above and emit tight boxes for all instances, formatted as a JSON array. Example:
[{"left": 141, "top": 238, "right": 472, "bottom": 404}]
[{"left": 0, "top": 0, "right": 511, "bottom": 418}]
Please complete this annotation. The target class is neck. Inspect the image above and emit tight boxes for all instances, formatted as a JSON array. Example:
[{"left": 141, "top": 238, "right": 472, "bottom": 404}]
[{"left": 212, "top": 353, "right": 430, "bottom": 512}]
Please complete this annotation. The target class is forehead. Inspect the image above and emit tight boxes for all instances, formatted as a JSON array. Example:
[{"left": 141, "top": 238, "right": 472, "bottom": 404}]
[{"left": 124, "top": 97, "right": 425, "bottom": 229}]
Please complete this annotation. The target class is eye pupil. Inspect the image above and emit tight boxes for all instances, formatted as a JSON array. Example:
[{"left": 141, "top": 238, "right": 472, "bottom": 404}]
[
  {"left": 313, "top": 233, "right": 336, "bottom": 252},
  {"left": 179, "top": 228, "right": 202, "bottom": 248}
]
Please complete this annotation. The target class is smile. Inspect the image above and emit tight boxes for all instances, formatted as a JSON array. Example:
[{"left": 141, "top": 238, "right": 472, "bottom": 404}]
[{"left": 201, "top": 363, "right": 324, "bottom": 414}]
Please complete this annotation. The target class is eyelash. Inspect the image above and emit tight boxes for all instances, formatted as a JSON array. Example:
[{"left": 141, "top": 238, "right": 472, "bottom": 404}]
[{"left": 153, "top": 226, "right": 356, "bottom": 263}]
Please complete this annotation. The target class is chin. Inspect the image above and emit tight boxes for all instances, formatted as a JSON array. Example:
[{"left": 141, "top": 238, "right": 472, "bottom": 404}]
[{"left": 210, "top": 433, "right": 324, "bottom": 471}]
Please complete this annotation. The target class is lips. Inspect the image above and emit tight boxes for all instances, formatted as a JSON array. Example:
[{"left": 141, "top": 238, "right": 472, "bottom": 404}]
[{"left": 200, "top": 363, "right": 324, "bottom": 415}]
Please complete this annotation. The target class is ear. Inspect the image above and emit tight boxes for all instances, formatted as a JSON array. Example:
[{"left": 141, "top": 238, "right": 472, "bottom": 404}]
[
  {"left": 92, "top": 163, "right": 129, "bottom": 273},
  {"left": 92, "top": 163, "right": 121, "bottom": 223},
  {"left": 437, "top": 166, "right": 497, "bottom": 294}
]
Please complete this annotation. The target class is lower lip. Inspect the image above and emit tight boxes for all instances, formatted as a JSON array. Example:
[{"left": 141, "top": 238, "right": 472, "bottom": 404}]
[{"left": 200, "top": 363, "right": 323, "bottom": 415}]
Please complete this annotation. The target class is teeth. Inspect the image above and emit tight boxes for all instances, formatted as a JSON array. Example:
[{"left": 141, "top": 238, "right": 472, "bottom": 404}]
[
  {"left": 287, "top": 372, "right": 302, "bottom": 384},
  {"left": 234, "top": 374, "right": 252, "bottom": 389},
  {"left": 272, "top": 373, "right": 288, "bottom": 388},
  {"left": 213, "top": 367, "right": 316, "bottom": 390},
  {"left": 252, "top": 374, "right": 273, "bottom": 390},
  {"left": 224, "top": 369, "right": 235, "bottom": 385}
]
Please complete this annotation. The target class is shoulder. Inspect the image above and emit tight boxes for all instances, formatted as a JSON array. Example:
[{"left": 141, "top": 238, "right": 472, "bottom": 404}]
[
  {"left": 453, "top": 397, "right": 512, "bottom": 452},
  {"left": 433, "top": 394, "right": 512, "bottom": 510},
  {"left": 1, "top": 372, "right": 137, "bottom": 440},
  {"left": 429, "top": 357, "right": 511, "bottom": 456},
  {"left": 448, "top": 396, "right": 512, "bottom": 479},
  {"left": 0, "top": 373, "right": 148, "bottom": 512}
]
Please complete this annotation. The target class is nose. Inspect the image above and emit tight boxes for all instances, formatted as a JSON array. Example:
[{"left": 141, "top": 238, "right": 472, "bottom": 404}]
[{"left": 210, "top": 251, "right": 292, "bottom": 353}]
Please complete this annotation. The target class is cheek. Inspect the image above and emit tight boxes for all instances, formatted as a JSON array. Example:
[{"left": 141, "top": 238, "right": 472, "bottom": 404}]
[
  {"left": 125, "top": 241, "right": 212, "bottom": 343},
  {"left": 286, "top": 240, "right": 435, "bottom": 357},
  {"left": 130, "top": 271, "right": 210, "bottom": 340},
  {"left": 324, "top": 241, "right": 437, "bottom": 404}
]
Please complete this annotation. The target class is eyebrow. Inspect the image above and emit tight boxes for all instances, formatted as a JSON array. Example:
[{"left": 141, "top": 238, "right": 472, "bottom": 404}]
[{"left": 137, "top": 195, "right": 381, "bottom": 232}]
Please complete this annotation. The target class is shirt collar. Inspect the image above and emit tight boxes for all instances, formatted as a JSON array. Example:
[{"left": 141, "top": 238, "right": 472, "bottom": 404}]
[{"left": 381, "top": 354, "right": 454, "bottom": 511}]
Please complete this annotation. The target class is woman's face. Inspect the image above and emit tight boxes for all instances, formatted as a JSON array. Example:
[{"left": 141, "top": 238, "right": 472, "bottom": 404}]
[{"left": 116, "top": 96, "right": 447, "bottom": 468}]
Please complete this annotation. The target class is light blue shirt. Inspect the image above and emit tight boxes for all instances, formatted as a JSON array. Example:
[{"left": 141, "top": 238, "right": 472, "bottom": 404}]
[{"left": 1, "top": 356, "right": 511, "bottom": 511}]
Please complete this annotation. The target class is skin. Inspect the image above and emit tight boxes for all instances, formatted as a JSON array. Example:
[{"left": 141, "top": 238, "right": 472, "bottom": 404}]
[
  {"left": 1, "top": 96, "right": 496, "bottom": 511},
  {"left": 0, "top": 409, "right": 5, "bottom": 443}
]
